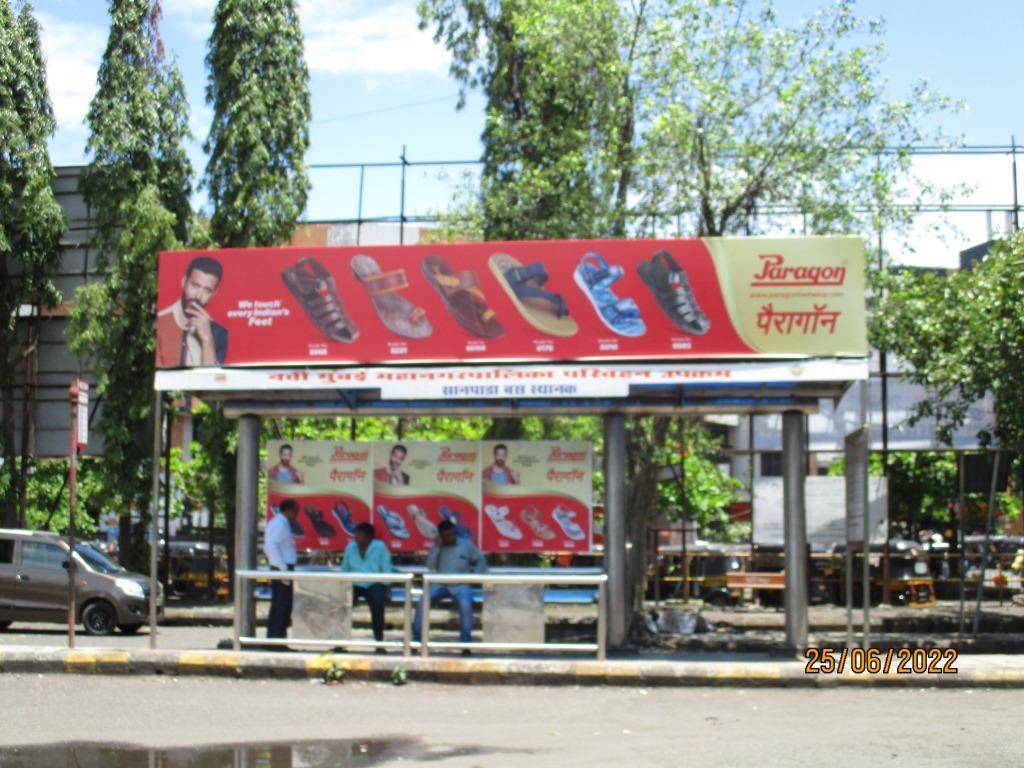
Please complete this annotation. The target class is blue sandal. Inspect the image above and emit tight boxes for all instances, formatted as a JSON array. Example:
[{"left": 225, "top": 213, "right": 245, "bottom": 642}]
[{"left": 573, "top": 253, "right": 646, "bottom": 337}]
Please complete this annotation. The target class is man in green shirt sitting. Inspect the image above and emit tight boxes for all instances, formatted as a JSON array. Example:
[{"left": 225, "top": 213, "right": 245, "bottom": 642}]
[{"left": 340, "top": 522, "right": 393, "bottom": 651}]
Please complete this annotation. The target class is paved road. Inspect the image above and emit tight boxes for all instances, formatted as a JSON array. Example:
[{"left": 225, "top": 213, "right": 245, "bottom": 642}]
[{"left": 0, "top": 675, "right": 1017, "bottom": 766}]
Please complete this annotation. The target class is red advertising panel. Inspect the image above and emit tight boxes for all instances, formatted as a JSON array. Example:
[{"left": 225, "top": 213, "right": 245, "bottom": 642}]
[
  {"left": 481, "top": 441, "right": 593, "bottom": 553},
  {"left": 372, "top": 441, "right": 482, "bottom": 553},
  {"left": 155, "top": 237, "right": 866, "bottom": 368},
  {"left": 265, "top": 440, "right": 372, "bottom": 551}
]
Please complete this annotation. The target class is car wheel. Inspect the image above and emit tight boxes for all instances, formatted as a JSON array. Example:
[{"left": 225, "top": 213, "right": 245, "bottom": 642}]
[
  {"left": 82, "top": 601, "right": 117, "bottom": 636},
  {"left": 118, "top": 623, "right": 143, "bottom": 634}
]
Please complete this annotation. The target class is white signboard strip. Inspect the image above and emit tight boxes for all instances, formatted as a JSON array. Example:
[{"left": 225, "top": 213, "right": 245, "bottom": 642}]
[{"left": 154, "top": 358, "right": 868, "bottom": 398}]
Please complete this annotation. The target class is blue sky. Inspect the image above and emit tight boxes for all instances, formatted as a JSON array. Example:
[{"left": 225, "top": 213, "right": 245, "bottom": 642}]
[{"left": 31, "top": 0, "right": 1024, "bottom": 224}]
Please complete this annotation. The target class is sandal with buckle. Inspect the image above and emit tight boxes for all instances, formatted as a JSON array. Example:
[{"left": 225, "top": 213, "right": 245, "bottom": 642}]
[
  {"left": 489, "top": 253, "right": 578, "bottom": 337},
  {"left": 573, "top": 252, "right": 646, "bottom": 337},
  {"left": 637, "top": 250, "right": 710, "bottom": 335},
  {"left": 422, "top": 255, "right": 503, "bottom": 339},
  {"left": 281, "top": 257, "right": 360, "bottom": 343},
  {"left": 351, "top": 254, "right": 432, "bottom": 339}
]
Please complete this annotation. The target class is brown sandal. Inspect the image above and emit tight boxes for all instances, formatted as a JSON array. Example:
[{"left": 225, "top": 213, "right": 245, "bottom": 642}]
[
  {"left": 281, "top": 257, "right": 359, "bottom": 343},
  {"left": 422, "top": 255, "right": 503, "bottom": 339},
  {"left": 520, "top": 506, "right": 555, "bottom": 540},
  {"left": 351, "top": 255, "right": 432, "bottom": 339}
]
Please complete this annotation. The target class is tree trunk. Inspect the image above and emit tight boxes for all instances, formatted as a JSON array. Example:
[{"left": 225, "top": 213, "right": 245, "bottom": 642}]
[{"left": 17, "top": 310, "right": 38, "bottom": 528}]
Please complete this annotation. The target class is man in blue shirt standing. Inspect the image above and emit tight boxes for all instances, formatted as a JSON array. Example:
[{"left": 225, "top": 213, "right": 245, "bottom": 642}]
[
  {"left": 413, "top": 519, "right": 487, "bottom": 653},
  {"left": 340, "top": 522, "right": 393, "bottom": 650}
]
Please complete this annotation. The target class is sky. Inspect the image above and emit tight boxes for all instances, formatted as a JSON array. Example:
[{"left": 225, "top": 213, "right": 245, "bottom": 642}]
[{"left": 29, "top": 0, "right": 1024, "bottom": 263}]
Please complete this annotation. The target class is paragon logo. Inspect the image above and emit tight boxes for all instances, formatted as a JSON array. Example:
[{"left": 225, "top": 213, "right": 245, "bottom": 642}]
[
  {"left": 546, "top": 447, "right": 588, "bottom": 462},
  {"left": 438, "top": 447, "right": 477, "bottom": 463},
  {"left": 331, "top": 446, "right": 368, "bottom": 462},
  {"left": 752, "top": 254, "right": 846, "bottom": 287}
]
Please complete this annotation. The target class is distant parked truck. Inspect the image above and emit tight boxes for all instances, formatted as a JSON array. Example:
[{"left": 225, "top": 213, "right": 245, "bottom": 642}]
[{"left": 0, "top": 528, "right": 163, "bottom": 635}]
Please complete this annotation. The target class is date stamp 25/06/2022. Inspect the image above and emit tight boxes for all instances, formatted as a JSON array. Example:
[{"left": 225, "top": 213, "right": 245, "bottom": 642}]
[{"left": 804, "top": 647, "right": 958, "bottom": 675}]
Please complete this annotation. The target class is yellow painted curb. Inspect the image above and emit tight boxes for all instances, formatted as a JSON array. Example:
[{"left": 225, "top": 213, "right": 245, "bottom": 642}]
[
  {"left": 65, "top": 650, "right": 130, "bottom": 672},
  {"left": 971, "top": 670, "right": 1024, "bottom": 685},
  {"left": 177, "top": 652, "right": 242, "bottom": 670},
  {"left": 713, "top": 665, "right": 783, "bottom": 681}
]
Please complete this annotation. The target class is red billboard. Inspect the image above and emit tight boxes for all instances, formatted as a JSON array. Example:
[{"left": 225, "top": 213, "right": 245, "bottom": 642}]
[{"left": 155, "top": 237, "right": 866, "bottom": 368}]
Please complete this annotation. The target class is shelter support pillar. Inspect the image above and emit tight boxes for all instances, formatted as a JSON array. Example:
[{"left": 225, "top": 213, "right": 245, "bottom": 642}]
[
  {"left": 603, "top": 412, "right": 628, "bottom": 649},
  {"left": 235, "top": 414, "right": 261, "bottom": 638},
  {"left": 782, "top": 410, "right": 809, "bottom": 652}
]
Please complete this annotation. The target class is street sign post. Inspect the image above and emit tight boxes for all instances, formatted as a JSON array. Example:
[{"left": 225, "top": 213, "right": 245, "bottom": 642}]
[{"left": 68, "top": 380, "right": 88, "bottom": 648}]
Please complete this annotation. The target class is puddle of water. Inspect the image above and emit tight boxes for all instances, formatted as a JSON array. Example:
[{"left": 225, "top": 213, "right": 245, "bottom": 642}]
[{"left": 0, "top": 737, "right": 495, "bottom": 767}]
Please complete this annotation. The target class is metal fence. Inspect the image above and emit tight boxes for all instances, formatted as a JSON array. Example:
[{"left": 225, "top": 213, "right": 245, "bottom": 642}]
[{"left": 231, "top": 568, "right": 609, "bottom": 660}]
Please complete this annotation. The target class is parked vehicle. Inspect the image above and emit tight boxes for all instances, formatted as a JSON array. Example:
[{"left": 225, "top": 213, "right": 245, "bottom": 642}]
[
  {"left": 835, "top": 539, "right": 936, "bottom": 606},
  {"left": 0, "top": 529, "right": 163, "bottom": 635},
  {"left": 166, "top": 540, "right": 229, "bottom": 597}
]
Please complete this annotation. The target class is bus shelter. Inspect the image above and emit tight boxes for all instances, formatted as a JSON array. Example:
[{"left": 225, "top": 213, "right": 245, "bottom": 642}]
[{"left": 151, "top": 236, "right": 869, "bottom": 653}]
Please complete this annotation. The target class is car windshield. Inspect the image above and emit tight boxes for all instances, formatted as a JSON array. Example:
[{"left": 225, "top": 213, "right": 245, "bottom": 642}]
[{"left": 75, "top": 544, "right": 123, "bottom": 575}]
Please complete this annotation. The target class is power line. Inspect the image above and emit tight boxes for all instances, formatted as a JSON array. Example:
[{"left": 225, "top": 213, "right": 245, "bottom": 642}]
[{"left": 313, "top": 93, "right": 460, "bottom": 125}]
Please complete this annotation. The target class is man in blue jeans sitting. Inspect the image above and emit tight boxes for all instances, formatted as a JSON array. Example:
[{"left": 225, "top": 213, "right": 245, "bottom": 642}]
[{"left": 413, "top": 519, "right": 487, "bottom": 654}]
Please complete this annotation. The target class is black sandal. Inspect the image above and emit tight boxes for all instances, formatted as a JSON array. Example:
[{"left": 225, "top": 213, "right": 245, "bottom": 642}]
[{"left": 637, "top": 251, "right": 710, "bottom": 335}]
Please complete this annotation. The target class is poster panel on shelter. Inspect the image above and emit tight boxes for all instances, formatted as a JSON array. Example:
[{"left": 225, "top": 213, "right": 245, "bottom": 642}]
[
  {"left": 480, "top": 441, "right": 593, "bottom": 553},
  {"left": 265, "top": 440, "right": 372, "bottom": 551},
  {"left": 156, "top": 237, "right": 866, "bottom": 369},
  {"left": 372, "top": 441, "right": 482, "bottom": 553}
]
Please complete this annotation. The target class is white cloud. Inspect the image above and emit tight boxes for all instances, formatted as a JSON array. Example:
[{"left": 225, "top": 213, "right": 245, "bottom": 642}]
[
  {"left": 299, "top": 0, "right": 449, "bottom": 76},
  {"left": 37, "top": 12, "right": 105, "bottom": 140}
]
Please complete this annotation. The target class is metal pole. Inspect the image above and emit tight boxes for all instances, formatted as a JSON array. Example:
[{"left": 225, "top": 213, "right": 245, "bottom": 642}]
[
  {"left": 402, "top": 581, "right": 412, "bottom": 657},
  {"left": 973, "top": 450, "right": 1001, "bottom": 635},
  {"left": 597, "top": 579, "right": 608, "bottom": 661},
  {"left": 234, "top": 415, "right": 261, "bottom": 639},
  {"left": 1011, "top": 135, "right": 1019, "bottom": 231},
  {"left": 162, "top": 397, "right": 172, "bottom": 593},
  {"left": 233, "top": 570, "right": 241, "bottom": 651},
  {"left": 603, "top": 412, "right": 628, "bottom": 648},
  {"left": 399, "top": 145, "right": 407, "bottom": 245},
  {"left": 860, "top": 380, "right": 871, "bottom": 649},
  {"left": 782, "top": 410, "right": 808, "bottom": 653},
  {"left": 148, "top": 391, "right": 162, "bottom": 649},
  {"left": 356, "top": 165, "right": 365, "bottom": 246},
  {"left": 420, "top": 575, "right": 431, "bottom": 658},
  {"left": 877, "top": 201, "right": 892, "bottom": 606},
  {"left": 67, "top": 384, "right": 78, "bottom": 649},
  {"left": 957, "top": 451, "right": 966, "bottom": 638}
]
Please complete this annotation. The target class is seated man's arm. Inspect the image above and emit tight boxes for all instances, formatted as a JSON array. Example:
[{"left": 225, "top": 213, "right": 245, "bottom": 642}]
[
  {"left": 469, "top": 542, "right": 488, "bottom": 574},
  {"left": 426, "top": 545, "right": 439, "bottom": 572}
]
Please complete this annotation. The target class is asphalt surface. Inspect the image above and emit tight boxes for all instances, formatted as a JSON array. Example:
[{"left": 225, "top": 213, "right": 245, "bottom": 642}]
[{"left": 0, "top": 675, "right": 1017, "bottom": 766}]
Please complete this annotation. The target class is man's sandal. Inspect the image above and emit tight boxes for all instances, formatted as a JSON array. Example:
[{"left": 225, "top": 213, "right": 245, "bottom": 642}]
[{"left": 281, "top": 257, "right": 360, "bottom": 343}]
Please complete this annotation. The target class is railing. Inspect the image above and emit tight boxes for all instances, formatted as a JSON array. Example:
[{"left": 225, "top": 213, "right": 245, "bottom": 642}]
[
  {"left": 419, "top": 572, "right": 608, "bottom": 661},
  {"left": 233, "top": 569, "right": 415, "bottom": 655}
]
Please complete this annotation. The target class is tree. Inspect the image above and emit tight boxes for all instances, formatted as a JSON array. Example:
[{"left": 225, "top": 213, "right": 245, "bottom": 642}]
[
  {"left": 420, "top": 0, "right": 643, "bottom": 240},
  {"left": 0, "top": 0, "right": 66, "bottom": 526},
  {"left": 635, "top": 0, "right": 954, "bottom": 238},
  {"left": 71, "top": 0, "right": 192, "bottom": 566},
  {"left": 423, "top": 0, "right": 956, "bottom": 635},
  {"left": 872, "top": 231, "right": 1024, "bottom": 480},
  {"left": 204, "top": 0, "right": 311, "bottom": 247}
]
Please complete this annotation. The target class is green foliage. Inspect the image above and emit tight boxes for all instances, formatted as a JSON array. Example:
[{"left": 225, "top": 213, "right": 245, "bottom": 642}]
[
  {"left": 83, "top": 0, "right": 192, "bottom": 254},
  {"left": 68, "top": 187, "right": 179, "bottom": 566},
  {"left": 654, "top": 421, "right": 745, "bottom": 540},
  {"left": 635, "top": 0, "right": 957, "bottom": 237},
  {"left": 872, "top": 231, "right": 1024, "bottom": 451},
  {"left": 0, "top": 457, "right": 103, "bottom": 535},
  {"left": 204, "top": 0, "right": 311, "bottom": 247},
  {"left": 829, "top": 451, "right": 958, "bottom": 533},
  {"left": 419, "top": 0, "right": 637, "bottom": 239},
  {"left": 0, "top": 0, "right": 67, "bottom": 524},
  {"left": 322, "top": 659, "right": 346, "bottom": 684},
  {"left": 391, "top": 666, "right": 408, "bottom": 686},
  {"left": 72, "top": 0, "right": 192, "bottom": 565}
]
